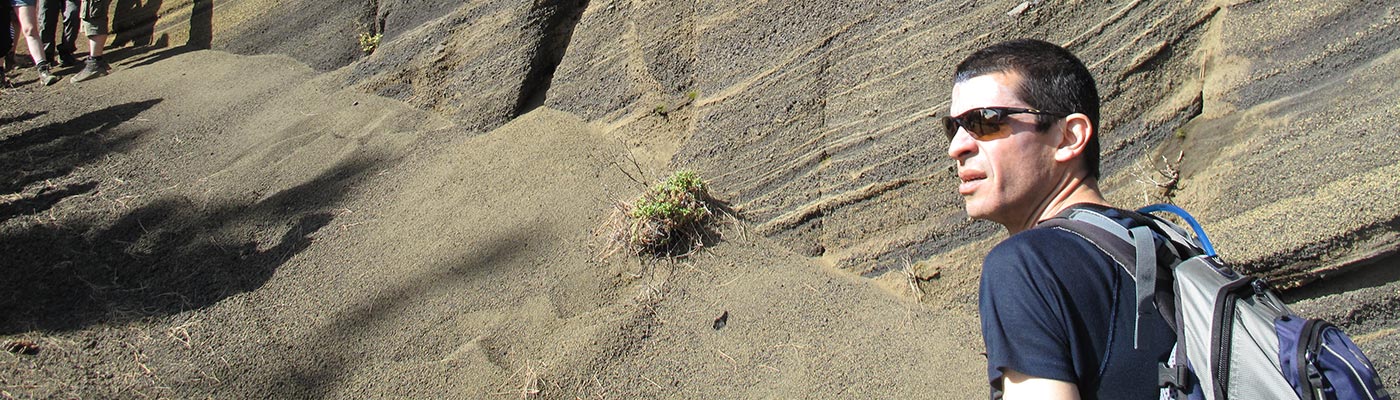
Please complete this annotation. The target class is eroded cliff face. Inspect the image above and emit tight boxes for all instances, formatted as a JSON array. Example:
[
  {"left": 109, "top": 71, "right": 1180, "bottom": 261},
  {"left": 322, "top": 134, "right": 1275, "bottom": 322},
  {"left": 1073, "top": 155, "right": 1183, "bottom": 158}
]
[
  {"left": 4, "top": 1, "right": 1395, "bottom": 397},
  {"left": 167, "top": 0, "right": 1400, "bottom": 302}
]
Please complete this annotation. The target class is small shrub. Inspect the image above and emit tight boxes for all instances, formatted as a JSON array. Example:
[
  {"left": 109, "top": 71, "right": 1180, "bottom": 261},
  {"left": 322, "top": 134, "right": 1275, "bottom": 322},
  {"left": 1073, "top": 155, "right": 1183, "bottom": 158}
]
[
  {"left": 686, "top": 90, "right": 698, "bottom": 101},
  {"left": 358, "top": 32, "right": 383, "bottom": 54},
  {"left": 602, "top": 170, "right": 725, "bottom": 259}
]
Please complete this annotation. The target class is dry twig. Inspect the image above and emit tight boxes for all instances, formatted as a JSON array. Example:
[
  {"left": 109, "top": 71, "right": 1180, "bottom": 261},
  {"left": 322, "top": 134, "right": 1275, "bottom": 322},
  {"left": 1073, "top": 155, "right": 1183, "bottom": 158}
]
[
  {"left": 902, "top": 256, "right": 925, "bottom": 301},
  {"left": 1137, "top": 150, "right": 1184, "bottom": 199},
  {"left": 715, "top": 348, "right": 738, "bottom": 373}
]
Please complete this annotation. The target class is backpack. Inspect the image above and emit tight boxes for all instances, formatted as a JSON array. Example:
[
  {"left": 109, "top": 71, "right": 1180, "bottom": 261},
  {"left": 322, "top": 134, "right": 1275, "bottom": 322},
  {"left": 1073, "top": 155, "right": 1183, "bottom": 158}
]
[{"left": 1040, "top": 203, "right": 1391, "bottom": 400}]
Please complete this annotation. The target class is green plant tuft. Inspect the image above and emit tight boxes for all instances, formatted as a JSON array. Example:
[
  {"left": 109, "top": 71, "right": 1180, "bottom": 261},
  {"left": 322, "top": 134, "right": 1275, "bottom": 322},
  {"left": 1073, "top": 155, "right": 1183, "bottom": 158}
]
[
  {"left": 358, "top": 32, "right": 383, "bottom": 54},
  {"left": 603, "top": 170, "right": 726, "bottom": 259},
  {"left": 630, "top": 170, "right": 707, "bottom": 221}
]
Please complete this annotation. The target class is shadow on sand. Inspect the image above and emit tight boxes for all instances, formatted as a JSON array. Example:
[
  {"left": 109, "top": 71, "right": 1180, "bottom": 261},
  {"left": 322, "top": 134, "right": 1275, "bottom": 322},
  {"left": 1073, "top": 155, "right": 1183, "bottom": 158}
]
[
  {"left": 104, "top": 0, "right": 213, "bottom": 68},
  {"left": 0, "top": 99, "right": 159, "bottom": 199},
  {"left": 0, "top": 141, "right": 387, "bottom": 333},
  {"left": 112, "top": 0, "right": 164, "bottom": 48}
]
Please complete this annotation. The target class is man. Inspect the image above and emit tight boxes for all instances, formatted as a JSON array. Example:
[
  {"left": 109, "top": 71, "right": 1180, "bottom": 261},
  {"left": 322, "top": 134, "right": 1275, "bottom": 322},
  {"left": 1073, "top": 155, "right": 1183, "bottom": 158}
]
[
  {"left": 944, "top": 39, "right": 1176, "bottom": 399},
  {"left": 38, "top": 0, "right": 81, "bottom": 68},
  {"left": 70, "top": 0, "right": 110, "bottom": 83}
]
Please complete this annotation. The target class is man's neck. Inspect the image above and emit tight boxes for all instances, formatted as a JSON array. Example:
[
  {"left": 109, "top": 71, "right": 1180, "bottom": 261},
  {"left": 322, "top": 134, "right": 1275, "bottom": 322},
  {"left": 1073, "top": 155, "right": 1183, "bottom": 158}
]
[{"left": 1005, "top": 176, "right": 1109, "bottom": 235}]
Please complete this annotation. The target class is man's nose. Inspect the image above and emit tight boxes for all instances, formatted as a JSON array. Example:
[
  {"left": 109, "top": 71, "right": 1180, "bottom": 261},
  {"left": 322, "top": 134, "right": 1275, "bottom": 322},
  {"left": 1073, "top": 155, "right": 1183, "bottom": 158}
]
[{"left": 947, "top": 129, "right": 975, "bottom": 161}]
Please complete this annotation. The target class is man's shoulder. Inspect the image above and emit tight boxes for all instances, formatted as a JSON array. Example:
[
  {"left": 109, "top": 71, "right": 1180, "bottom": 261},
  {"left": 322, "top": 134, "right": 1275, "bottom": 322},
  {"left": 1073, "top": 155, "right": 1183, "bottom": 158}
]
[
  {"left": 991, "top": 224, "right": 1098, "bottom": 256},
  {"left": 983, "top": 225, "right": 1109, "bottom": 276},
  {"left": 991, "top": 205, "right": 1143, "bottom": 254}
]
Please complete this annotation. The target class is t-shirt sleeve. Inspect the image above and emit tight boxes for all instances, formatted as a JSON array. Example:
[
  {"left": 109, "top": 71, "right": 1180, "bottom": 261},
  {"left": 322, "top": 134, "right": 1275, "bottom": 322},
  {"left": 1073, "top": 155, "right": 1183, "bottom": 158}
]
[{"left": 979, "top": 230, "right": 1082, "bottom": 388}]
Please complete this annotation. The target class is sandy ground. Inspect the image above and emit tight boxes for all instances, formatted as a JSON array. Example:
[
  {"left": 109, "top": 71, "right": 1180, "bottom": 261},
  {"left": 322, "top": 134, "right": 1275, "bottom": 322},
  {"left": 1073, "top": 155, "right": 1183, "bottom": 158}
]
[
  {"left": 2, "top": 0, "right": 1399, "bottom": 398},
  {"left": 0, "top": 48, "right": 985, "bottom": 398}
]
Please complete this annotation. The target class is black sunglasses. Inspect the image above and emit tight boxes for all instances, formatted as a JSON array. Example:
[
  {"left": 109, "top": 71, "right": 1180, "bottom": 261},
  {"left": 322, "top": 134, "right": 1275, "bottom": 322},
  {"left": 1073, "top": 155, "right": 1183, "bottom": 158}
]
[{"left": 942, "top": 107, "right": 1068, "bottom": 140}]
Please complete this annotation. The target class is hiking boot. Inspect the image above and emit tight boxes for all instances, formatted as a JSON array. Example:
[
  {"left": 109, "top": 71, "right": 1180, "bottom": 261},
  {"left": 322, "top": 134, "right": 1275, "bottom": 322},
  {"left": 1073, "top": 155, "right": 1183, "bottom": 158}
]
[
  {"left": 70, "top": 58, "right": 109, "bottom": 83},
  {"left": 57, "top": 53, "right": 80, "bottom": 68},
  {"left": 37, "top": 63, "right": 60, "bottom": 86}
]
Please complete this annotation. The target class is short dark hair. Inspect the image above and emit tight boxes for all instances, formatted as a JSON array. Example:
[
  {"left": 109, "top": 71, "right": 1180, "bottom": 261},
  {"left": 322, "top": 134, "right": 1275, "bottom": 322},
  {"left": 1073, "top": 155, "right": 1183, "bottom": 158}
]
[{"left": 953, "top": 39, "right": 1101, "bottom": 179}]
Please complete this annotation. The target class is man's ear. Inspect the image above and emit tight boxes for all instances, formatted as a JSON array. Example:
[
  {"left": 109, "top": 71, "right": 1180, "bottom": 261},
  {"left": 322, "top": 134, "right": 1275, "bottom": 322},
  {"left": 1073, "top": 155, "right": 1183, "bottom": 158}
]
[{"left": 1053, "top": 113, "right": 1093, "bottom": 164}]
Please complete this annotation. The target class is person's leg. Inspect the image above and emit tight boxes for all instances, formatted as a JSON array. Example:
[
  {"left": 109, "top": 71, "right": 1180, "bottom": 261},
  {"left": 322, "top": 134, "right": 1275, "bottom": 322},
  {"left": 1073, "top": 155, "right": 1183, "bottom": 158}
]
[
  {"left": 81, "top": 0, "right": 104, "bottom": 57},
  {"left": 71, "top": 0, "right": 105, "bottom": 82},
  {"left": 18, "top": 3, "right": 58, "bottom": 85},
  {"left": 37, "top": 0, "right": 56, "bottom": 61},
  {"left": 16, "top": 5, "right": 47, "bottom": 66},
  {"left": 17, "top": 3, "right": 58, "bottom": 84},
  {"left": 10, "top": 14, "right": 20, "bottom": 62},
  {"left": 85, "top": 32, "right": 101, "bottom": 55},
  {"left": 0, "top": 2, "right": 11, "bottom": 82},
  {"left": 56, "top": 0, "right": 74, "bottom": 63},
  {"left": 1, "top": 4, "right": 11, "bottom": 67}
]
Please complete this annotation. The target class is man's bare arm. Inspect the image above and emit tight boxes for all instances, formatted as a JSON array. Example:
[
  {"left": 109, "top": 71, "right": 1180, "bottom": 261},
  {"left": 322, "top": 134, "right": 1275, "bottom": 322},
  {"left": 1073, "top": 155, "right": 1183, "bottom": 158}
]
[{"left": 1000, "top": 369, "right": 1080, "bottom": 400}]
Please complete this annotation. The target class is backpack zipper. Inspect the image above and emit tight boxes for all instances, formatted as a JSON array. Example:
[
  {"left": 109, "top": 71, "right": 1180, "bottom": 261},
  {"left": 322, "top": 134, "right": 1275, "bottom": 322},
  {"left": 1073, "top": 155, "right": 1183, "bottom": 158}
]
[
  {"left": 1299, "top": 318, "right": 1324, "bottom": 400},
  {"left": 1213, "top": 287, "right": 1240, "bottom": 399},
  {"left": 1211, "top": 277, "right": 1256, "bottom": 400}
]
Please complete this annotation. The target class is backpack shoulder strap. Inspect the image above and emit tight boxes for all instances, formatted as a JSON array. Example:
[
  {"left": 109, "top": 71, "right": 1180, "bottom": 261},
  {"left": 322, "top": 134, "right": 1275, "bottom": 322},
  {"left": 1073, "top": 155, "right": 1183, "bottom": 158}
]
[
  {"left": 1038, "top": 206, "right": 1161, "bottom": 349},
  {"left": 1041, "top": 209, "right": 1136, "bottom": 271}
]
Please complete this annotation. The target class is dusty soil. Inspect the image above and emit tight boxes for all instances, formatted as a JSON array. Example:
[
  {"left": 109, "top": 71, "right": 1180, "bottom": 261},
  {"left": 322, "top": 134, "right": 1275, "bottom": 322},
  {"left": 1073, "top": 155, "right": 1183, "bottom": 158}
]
[
  {"left": 2, "top": 0, "right": 1398, "bottom": 398},
  {"left": 0, "top": 53, "right": 983, "bottom": 397}
]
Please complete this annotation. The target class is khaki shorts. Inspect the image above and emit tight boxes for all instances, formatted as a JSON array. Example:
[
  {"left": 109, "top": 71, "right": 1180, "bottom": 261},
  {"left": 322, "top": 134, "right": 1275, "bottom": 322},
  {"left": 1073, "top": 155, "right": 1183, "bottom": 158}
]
[{"left": 80, "top": 0, "right": 109, "bottom": 36}]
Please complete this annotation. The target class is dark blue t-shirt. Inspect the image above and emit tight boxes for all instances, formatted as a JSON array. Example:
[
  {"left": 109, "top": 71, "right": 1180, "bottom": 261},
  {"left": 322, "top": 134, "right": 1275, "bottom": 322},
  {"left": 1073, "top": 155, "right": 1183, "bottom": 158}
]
[{"left": 980, "top": 207, "right": 1175, "bottom": 399}]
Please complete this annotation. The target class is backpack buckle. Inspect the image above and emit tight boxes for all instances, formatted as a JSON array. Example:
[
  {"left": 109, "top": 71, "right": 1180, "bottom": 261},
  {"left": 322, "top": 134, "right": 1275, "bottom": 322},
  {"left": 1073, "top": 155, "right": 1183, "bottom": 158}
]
[
  {"left": 1158, "top": 363, "right": 1190, "bottom": 389},
  {"left": 1251, "top": 278, "right": 1272, "bottom": 295}
]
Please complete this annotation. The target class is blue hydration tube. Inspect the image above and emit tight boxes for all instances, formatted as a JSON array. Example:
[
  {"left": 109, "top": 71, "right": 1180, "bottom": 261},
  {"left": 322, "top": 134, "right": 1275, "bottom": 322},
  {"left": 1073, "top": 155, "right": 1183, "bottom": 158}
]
[{"left": 1138, "top": 203, "right": 1217, "bottom": 257}]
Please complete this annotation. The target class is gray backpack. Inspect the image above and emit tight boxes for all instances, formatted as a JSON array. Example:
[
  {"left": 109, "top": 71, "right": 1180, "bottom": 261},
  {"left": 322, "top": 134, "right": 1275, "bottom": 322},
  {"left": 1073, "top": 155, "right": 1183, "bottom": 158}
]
[{"left": 1042, "top": 204, "right": 1389, "bottom": 400}]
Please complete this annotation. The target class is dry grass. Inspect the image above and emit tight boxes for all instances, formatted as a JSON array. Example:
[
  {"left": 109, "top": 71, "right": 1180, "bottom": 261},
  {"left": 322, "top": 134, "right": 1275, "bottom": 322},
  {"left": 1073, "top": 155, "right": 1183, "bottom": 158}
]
[
  {"left": 901, "top": 256, "right": 925, "bottom": 302},
  {"left": 598, "top": 170, "right": 730, "bottom": 260}
]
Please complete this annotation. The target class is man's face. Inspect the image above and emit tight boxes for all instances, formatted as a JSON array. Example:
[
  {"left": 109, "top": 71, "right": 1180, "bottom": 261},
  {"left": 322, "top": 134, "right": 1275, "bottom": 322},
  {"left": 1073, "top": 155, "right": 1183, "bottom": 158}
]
[{"left": 947, "top": 72, "right": 1063, "bottom": 229}]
